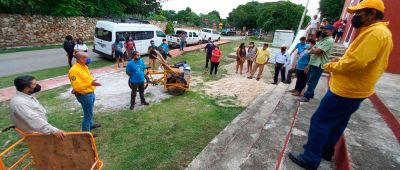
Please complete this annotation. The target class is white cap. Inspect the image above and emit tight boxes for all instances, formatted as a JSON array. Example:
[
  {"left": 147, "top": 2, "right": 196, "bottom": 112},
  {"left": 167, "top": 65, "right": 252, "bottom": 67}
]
[{"left": 281, "top": 44, "right": 287, "bottom": 48}]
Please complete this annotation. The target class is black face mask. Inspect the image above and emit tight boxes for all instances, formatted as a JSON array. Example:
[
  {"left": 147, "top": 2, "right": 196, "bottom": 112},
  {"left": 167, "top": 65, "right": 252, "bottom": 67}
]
[
  {"left": 321, "top": 32, "right": 328, "bottom": 38},
  {"left": 31, "top": 84, "right": 41, "bottom": 94},
  {"left": 351, "top": 15, "right": 364, "bottom": 28}
]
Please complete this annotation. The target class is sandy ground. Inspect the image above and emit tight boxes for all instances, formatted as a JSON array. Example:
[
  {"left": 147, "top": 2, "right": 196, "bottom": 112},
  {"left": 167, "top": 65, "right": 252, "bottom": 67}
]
[
  {"left": 59, "top": 69, "right": 170, "bottom": 112},
  {"left": 203, "top": 61, "right": 274, "bottom": 107}
]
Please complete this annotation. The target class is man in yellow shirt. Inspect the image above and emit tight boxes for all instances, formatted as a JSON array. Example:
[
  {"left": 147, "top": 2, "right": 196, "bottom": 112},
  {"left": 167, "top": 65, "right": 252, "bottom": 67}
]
[
  {"left": 288, "top": 0, "right": 393, "bottom": 169},
  {"left": 68, "top": 52, "right": 102, "bottom": 132},
  {"left": 247, "top": 43, "right": 271, "bottom": 81}
]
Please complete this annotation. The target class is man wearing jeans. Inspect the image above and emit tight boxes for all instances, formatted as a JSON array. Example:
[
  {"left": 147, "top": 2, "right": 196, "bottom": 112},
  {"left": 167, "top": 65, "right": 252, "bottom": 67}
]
[
  {"left": 298, "top": 25, "right": 334, "bottom": 102},
  {"left": 68, "top": 52, "right": 102, "bottom": 133},
  {"left": 126, "top": 51, "right": 149, "bottom": 110},
  {"left": 288, "top": 0, "right": 393, "bottom": 169}
]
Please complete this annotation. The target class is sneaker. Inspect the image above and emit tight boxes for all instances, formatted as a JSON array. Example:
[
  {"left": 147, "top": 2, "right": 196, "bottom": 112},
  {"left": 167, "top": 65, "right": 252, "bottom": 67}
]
[
  {"left": 256, "top": 78, "right": 260, "bottom": 81},
  {"left": 247, "top": 77, "right": 253, "bottom": 79},
  {"left": 141, "top": 102, "right": 149, "bottom": 105},
  {"left": 90, "top": 123, "right": 102, "bottom": 130},
  {"left": 288, "top": 152, "right": 317, "bottom": 170},
  {"left": 271, "top": 82, "right": 278, "bottom": 85},
  {"left": 130, "top": 105, "right": 134, "bottom": 110},
  {"left": 298, "top": 96, "right": 310, "bottom": 102}
]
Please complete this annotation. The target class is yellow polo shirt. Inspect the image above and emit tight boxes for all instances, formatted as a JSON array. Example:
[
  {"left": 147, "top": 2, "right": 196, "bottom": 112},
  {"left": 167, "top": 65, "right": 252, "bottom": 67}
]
[
  {"left": 323, "top": 22, "right": 393, "bottom": 98},
  {"left": 255, "top": 48, "right": 271, "bottom": 64},
  {"left": 68, "top": 63, "right": 96, "bottom": 94}
]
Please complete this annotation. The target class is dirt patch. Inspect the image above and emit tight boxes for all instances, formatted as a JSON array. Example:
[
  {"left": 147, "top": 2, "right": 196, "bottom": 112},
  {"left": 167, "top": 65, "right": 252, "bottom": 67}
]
[
  {"left": 59, "top": 69, "right": 171, "bottom": 112},
  {"left": 203, "top": 62, "right": 273, "bottom": 107}
]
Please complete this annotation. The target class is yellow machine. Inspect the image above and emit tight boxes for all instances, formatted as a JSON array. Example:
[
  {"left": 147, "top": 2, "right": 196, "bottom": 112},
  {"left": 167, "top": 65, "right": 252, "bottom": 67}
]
[
  {"left": 145, "top": 55, "right": 190, "bottom": 96},
  {"left": 0, "top": 128, "right": 103, "bottom": 170}
]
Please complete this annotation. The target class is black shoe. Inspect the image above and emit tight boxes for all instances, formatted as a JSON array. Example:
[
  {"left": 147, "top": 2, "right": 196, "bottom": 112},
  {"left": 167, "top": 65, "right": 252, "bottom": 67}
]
[
  {"left": 90, "top": 123, "right": 102, "bottom": 130},
  {"left": 288, "top": 152, "right": 317, "bottom": 170},
  {"left": 322, "top": 152, "right": 333, "bottom": 162},
  {"left": 283, "top": 81, "right": 291, "bottom": 84},
  {"left": 247, "top": 77, "right": 253, "bottom": 79},
  {"left": 141, "top": 102, "right": 149, "bottom": 105},
  {"left": 130, "top": 105, "right": 135, "bottom": 110},
  {"left": 256, "top": 78, "right": 260, "bottom": 81},
  {"left": 271, "top": 82, "right": 278, "bottom": 85}
]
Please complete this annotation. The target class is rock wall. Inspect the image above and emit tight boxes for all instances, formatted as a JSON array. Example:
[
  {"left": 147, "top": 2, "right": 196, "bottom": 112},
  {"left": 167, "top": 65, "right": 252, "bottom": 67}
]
[
  {"left": 0, "top": 14, "right": 203, "bottom": 48},
  {"left": 0, "top": 14, "right": 98, "bottom": 48}
]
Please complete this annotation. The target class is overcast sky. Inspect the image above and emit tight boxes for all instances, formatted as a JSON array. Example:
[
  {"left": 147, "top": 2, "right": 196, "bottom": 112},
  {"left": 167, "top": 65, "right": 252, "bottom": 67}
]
[{"left": 161, "top": 0, "right": 320, "bottom": 19}]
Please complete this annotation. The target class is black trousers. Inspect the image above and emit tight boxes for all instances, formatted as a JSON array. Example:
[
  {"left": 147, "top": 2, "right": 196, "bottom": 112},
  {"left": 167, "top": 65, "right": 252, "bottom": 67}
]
[
  {"left": 67, "top": 52, "right": 74, "bottom": 67},
  {"left": 295, "top": 69, "right": 308, "bottom": 93},
  {"left": 129, "top": 82, "right": 146, "bottom": 106},
  {"left": 205, "top": 53, "right": 211, "bottom": 68},
  {"left": 274, "top": 63, "right": 286, "bottom": 83},
  {"left": 286, "top": 68, "right": 296, "bottom": 83},
  {"left": 210, "top": 62, "right": 220, "bottom": 75}
]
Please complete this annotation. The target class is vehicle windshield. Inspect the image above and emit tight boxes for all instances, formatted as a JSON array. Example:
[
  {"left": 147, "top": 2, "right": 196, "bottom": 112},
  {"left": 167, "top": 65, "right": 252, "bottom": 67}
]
[{"left": 202, "top": 29, "right": 211, "bottom": 33}]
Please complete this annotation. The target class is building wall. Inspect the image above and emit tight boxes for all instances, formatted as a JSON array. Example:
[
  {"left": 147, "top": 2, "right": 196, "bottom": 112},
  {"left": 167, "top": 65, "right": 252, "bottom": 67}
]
[{"left": 339, "top": 0, "right": 400, "bottom": 74}]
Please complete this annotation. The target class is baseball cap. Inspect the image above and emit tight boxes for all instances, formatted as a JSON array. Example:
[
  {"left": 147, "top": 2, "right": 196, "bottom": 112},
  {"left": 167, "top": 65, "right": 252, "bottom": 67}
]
[
  {"left": 320, "top": 24, "right": 335, "bottom": 31},
  {"left": 281, "top": 44, "right": 287, "bottom": 48},
  {"left": 347, "top": 0, "right": 385, "bottom": 13}
]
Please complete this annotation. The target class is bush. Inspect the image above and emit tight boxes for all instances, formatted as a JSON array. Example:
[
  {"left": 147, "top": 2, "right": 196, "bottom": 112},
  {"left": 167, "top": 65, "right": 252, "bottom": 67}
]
[{"left": 166, "top": 21, "right": 175, "bottom": 34}]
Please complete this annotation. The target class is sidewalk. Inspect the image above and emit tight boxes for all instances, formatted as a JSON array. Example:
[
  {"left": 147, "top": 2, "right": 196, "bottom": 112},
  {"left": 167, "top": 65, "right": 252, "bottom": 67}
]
[{"left": 0, "top": 41, "right": 229, "bottom": 102}]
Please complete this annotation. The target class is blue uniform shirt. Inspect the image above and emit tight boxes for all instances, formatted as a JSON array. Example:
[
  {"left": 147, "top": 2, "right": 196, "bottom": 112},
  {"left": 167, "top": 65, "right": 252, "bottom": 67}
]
[
  {"left": 159, "top": 43, "right": 169, "bottom": 54},
  {"left": 295, "top": 43, "right": 309, "bottom": 54},
  {"left": 296, "top": 50, "right": 311, "bottom": 70},
  {"left": 126, "top": 58, "right": 146, "bottom": 83}
]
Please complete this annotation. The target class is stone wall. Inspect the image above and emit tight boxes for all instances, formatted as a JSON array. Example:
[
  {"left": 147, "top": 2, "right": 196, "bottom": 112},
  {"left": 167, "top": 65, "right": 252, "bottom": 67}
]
[
  {"left": 0, "top": 14, "right": 98, "bottom": 48},
  {"left": 0, "top": 14, "right": 202, "bottom": 48}
]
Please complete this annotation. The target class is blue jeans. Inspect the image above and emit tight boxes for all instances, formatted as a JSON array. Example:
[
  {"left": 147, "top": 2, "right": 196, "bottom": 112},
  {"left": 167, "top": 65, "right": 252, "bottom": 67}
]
[
  {"left": 76, "top": 93, "right": 95, "bottom": 131},
  {"left": 180, "top": 41, "right": 185, "bottom": 51},
  {"left": 301, "top": 90, "right": 365, "bottom": 169},
  {"left": 304, "top": 65, "right": 323, "bottom": 99}
]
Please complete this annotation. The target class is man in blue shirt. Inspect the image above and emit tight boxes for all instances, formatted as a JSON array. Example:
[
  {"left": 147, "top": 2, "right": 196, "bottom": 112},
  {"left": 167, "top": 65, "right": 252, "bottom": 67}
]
[
  {"left": 159, "top": 39, "right": 169, "bottom": 60},
  {"left": 289, "top": 39, "right": 316, "bottom": 96},
  {"left": 285, "top": 37, "right": 309, "bottom": 84},
  {"left": 126, "top": 51, "right": 149, "bottom": 110}
]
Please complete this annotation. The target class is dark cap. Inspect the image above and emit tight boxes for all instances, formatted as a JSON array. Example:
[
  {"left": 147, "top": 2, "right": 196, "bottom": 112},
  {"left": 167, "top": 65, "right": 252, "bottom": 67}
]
[{"left": 321, "top": 24, "right": 335, "bottom": 31}]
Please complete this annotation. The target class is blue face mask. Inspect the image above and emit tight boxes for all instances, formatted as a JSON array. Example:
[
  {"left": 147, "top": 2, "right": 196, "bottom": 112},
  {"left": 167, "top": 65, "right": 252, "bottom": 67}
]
[{"left": 86, "top": 58, "right": 92, "bottom": 65}]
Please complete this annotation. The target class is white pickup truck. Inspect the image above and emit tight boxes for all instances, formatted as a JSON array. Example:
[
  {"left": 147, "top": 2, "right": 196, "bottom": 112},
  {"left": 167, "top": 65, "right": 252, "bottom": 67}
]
[
  {"left": 166, "top": 29, "right": 203, "bottom": 48},
  {"left": 199, "top": 28, "right": 221, "bottom": 42}
]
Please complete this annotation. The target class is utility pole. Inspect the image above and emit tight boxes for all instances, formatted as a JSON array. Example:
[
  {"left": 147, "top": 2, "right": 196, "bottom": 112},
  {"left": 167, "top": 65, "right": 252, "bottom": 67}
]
[{"left": 297, "top": 0, "right": 310, "bottom": 34}]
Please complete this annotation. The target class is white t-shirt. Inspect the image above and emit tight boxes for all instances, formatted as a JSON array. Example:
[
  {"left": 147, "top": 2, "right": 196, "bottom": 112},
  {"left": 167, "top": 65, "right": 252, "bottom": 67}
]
[
  {"left": 74, "top": 44, "right": 88, "bottom": 52},
  {"left": 309, "top": 19, "right": 319, "bottom": 29}
]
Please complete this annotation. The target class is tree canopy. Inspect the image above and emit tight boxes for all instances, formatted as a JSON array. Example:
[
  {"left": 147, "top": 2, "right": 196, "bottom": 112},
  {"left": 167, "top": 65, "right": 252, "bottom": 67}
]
[
  {"left": 319, "top": 0, "right": 345, "bottom": 23},
  {"left": 0, "top": 0, "right": 161, "bottom": 17},
  {"left": 227, "top": 1, "right": 310, "bottom": 32}
]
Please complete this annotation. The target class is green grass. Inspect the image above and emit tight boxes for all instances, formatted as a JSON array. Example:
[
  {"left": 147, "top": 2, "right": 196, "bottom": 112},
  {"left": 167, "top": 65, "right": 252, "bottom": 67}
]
[
  {"left": 0, "top": 43, "right": 93, "bottom": 55},
  {"left": 0, "top": 59, "right": 113, "bottom": 89},
  {"left": 0, "top": 42, "right": 253, "bottom": 169},
  {"left": 0, "top": 86, "right": 243, "bottom": 169}
]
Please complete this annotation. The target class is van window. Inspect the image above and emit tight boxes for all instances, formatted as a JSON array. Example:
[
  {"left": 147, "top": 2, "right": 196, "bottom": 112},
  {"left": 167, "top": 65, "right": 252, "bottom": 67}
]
[
  {"left": 189, "top": 32, "right": 193, "bottom": 37},
  {"left": 95, "top": 28, "right": 112, "bottom": 41},
  {"left": 202, "top": 29, "right": 211, "bottom": 33},
  {"left": 134, "top": 31, "right": 154, "bottom": 40},
  {"left": 213, "top": 31, "right": 218, "bottom": 34},
  {"left": 156, "top": 31, "right": 165, "bottom": 37},
  {"left": 176, "top": 30, "right": 186, "bottom": 35},
  {"left": 193, "top": 32, "right": 198, "bottom": 37}
]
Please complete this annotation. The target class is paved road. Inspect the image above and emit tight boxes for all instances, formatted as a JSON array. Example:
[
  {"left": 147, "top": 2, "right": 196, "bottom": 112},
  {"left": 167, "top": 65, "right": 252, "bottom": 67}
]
[
  {"left": 0, "top": 46, "right": 103, "bottom": 77},
  {"left": 0, "top": 37, "right": 242, "bottom": 77}
]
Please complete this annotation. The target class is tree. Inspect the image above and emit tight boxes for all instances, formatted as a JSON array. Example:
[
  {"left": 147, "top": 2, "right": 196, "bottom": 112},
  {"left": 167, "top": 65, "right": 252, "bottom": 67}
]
[
  {"left": 163, "top": 10, "right": 177, "bottom": 21},
  {"left": 227, "top": 1, "right": 311, "bottom": 32},
  {"left": 319, "top": 0, "right": 345, "bottom": 23},
  {"left": 166, "top": 21, "right": 175, "bottom": 34},
  {"left": 175, "top": 7, "right": 201, "bottom": 26},
  {"left": 0, "top": 0, "right": 162, "bottom": 17},
  {"left": 227, "top": 1, "right": 262, "bottom": 30}
]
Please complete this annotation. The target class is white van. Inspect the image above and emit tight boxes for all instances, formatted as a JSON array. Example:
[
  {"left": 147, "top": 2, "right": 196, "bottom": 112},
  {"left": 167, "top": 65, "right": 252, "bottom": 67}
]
[
  {"left": 93, "top": 20, "right": 166, "bottom": 59},
  {"left": 166, "top": 29, "right": 202, "bottom": 48},
  {"left": 199, "top": 28, "right": 221, "bottom": 42}
]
